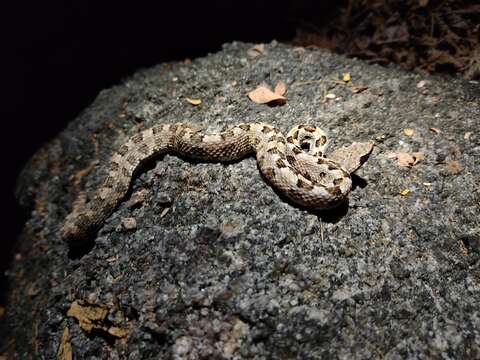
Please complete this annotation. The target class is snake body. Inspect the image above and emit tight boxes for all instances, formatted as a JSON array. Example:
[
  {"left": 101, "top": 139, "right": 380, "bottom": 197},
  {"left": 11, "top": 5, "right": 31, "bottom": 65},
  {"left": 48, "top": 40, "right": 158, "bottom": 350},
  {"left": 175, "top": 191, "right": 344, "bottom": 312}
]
[{"left": 61, "top": 122, "right": 373, "bottom": 244}]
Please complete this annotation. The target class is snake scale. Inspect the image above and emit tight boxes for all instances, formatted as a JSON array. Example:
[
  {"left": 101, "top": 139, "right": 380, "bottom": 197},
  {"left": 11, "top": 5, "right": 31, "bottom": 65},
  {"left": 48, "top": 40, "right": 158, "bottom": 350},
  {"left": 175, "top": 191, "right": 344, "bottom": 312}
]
[{"left": 61, "top": 122, "right": 374, "bottom": 244}]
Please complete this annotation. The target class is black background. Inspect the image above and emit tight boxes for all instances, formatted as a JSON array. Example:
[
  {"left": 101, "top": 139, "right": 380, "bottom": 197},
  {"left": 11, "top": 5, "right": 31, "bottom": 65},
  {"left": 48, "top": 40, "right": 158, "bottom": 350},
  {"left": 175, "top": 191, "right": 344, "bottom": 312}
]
[{"left": 1, "top": 1, "right": 334, "bottom": 297}]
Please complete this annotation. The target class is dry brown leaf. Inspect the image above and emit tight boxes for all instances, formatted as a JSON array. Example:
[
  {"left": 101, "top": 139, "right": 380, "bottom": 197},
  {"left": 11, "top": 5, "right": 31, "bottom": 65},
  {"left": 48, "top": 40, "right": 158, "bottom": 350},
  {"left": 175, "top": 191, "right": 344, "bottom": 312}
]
[
  {"left": 247, "top": 43, "right": 265, "bottom": 58},
  {"left": 351, "top": 85, "right": 368, "bottom": 93},
  {"left": 387, "top": 152, "right": 416, "bottom": 167},
  {"left": 247, "top": 85, "right": 286, "bottom": 105},
  {"left": 274, "top": 80, "right": 287, "bottom": 96},
  {"left": 403, "top": 128, "right": 414, "bottom": 136},
  {"left": 185, "top": 97, "right": 201, "bottom": 106},
  {"left": 412, "top": 152, "right": 425, "bottom": 164},
  {"left": 429, "top": 127, "right": 441, "bottom": 134},
  {"left": 0, "top": 307, "right": 5, "bottom": 319},
  {"left": 57, "top": 327, "right": 73, "bottom": 360},
  {"left": 67, "top": 301, "right": 108, "bottom": 332},
  {"left": 399, "top": 189, "right": 411, "bottom": 196},
  {"left": 416, "top": 80, "right": 426, "bottom": 88},
  {"left": 343, "top": 73, "right": 351, "bottom": 82},
  {"left": 444, "top": 160, "right": 462, "bottom": 174},
  {"left": 67, "top": 301, "right": 129, "bottom": 339},
  {"left": 253, "top": 44, "right": 265, "bottom": 53},
  {"left": 108, "top": 327, "right": 130, "bottom": 338}
]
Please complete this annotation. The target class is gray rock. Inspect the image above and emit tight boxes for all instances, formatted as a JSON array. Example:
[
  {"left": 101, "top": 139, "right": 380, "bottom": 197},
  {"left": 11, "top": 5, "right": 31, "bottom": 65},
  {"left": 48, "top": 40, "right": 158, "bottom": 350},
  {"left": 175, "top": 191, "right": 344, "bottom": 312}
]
[{"left": 3, "top": 41, "right": 480, "bottom": 359}]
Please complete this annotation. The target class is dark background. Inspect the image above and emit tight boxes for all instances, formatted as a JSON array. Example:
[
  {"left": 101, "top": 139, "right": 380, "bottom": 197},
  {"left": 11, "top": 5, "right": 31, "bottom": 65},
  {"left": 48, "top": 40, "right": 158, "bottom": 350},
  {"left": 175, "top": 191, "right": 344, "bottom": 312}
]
[{"left": 1, "top": 0, "right": 478, "bottom": 301}]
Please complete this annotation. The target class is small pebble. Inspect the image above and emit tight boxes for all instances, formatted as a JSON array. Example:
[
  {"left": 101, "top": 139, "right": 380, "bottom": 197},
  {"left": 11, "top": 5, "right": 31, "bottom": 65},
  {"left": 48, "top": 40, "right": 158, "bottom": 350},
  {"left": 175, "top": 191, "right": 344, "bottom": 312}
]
[{"left": 121, "top": 217, "right": 137, "bottom": 230}]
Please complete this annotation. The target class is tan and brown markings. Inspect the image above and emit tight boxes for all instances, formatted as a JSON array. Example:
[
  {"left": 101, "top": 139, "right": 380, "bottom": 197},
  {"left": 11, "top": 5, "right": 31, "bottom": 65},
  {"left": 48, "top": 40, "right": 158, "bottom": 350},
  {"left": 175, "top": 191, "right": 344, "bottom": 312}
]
[{"left": 60, "top": 122, "right": 374, "bottom": 244}]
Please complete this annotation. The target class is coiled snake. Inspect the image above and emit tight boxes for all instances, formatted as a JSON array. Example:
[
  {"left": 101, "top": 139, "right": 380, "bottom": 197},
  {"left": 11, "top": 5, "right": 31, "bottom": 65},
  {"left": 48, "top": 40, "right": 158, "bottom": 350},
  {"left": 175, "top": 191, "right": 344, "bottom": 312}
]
[{"left": 61, "top": 122, "right": 373, "bottom": 244}]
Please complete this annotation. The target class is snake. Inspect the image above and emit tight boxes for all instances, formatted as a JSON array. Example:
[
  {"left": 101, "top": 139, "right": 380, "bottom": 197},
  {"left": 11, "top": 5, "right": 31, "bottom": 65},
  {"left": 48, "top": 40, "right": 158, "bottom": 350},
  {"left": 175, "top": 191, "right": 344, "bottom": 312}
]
[{"left": 60, "top": 122, "right": 374, "bottom": 245}]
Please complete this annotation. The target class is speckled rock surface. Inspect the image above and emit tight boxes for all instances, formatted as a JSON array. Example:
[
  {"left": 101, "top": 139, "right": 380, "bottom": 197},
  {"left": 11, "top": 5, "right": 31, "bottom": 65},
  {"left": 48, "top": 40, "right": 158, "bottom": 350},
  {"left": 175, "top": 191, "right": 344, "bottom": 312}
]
[{"left": 3, "top": 41, "right": 480, "bottom": 359}]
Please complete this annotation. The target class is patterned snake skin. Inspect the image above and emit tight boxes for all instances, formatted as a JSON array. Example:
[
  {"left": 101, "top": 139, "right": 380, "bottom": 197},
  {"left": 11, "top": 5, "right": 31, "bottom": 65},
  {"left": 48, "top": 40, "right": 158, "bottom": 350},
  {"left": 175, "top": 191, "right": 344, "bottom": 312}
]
[{"left": 60, "top": 122, "right": 374, "bottom": 244}]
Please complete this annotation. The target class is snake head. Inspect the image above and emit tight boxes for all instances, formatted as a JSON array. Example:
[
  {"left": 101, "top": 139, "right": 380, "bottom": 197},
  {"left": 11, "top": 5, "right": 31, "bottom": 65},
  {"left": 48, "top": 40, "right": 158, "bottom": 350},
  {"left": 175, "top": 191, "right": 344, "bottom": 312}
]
[{"left": 329, "top": 141, "right": 374, "bottom": 174}]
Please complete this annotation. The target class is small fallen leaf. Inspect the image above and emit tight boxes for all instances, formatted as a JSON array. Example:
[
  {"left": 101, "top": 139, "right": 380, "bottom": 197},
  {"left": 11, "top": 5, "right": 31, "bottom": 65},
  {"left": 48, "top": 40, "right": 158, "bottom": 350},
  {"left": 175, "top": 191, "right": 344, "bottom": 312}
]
[
  {"left": 108, "top": 327, "right": 130, "bottom": 338},
  {"left": 57, "top": 327, "right": 73, "bottom": 360},
  {"left": 274, "top": 80, "right": 287, "bottom": 96},
  {"left": 253, "top": 44, "right": 265, "bottom": 52},
  {"left": 67, "top": 301, "right": 108, "bottom": 332},
  {"left": 324, "top": 93, "right": 336, "bottom": 101},
  {"left": 444, "top": 160, "right": 462, "bottom": 174},
  {"left": 464, "top": 132, "right": 472, "bottom": 140},
  {"left": 416, "top": 80, "right": 426, "bottom": 88},
  {"left": 121, "top": 217, "right": 137, "bottom": 230},
  {"left": 399, "top": 189, "right": 411, "bottom": 196},
  {"left": 387, "top": 152, "right": 416, "bottom": 167},
  {"left": 412, "top": 152, "right": 425, "bottom": 165},
  {"left": 429, "top": 127, "right": 441, "bottom": 134},
  {"left": 67, "top": 301, "right": 129, "bottom": 338},
  {"left": 459, "top": 238, "right": 469, "bottom": 256},
  {"left": 247, "top": 85, "right": 286, "bottom": 105},
  {"left": 185, "top": 97, "right": 201, "bottom": 106},
  {"left": 351, "top": 85, "right": 368, "bottom": 93},
  {"left": 222, "top": 223, "right": 235, "bottom": 234},
  {"left": 423, "top": 182, "right": 433, "bottom": 186},
  {"left": 403, "top": 128, "right": 414, "bottom": 136},
  {"left": 343, "top": 73, "right": 351, "bottom": 82},
  {"left": 247, "top": 43, "right": 265, "bottom": 58}
]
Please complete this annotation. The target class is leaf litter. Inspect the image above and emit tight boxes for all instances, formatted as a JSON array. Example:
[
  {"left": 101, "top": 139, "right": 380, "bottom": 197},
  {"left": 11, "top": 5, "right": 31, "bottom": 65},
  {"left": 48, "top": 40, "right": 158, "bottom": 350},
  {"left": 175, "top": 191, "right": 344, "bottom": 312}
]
[{"left": 247, "top": 81, "right": 287, "bottom": 106}]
